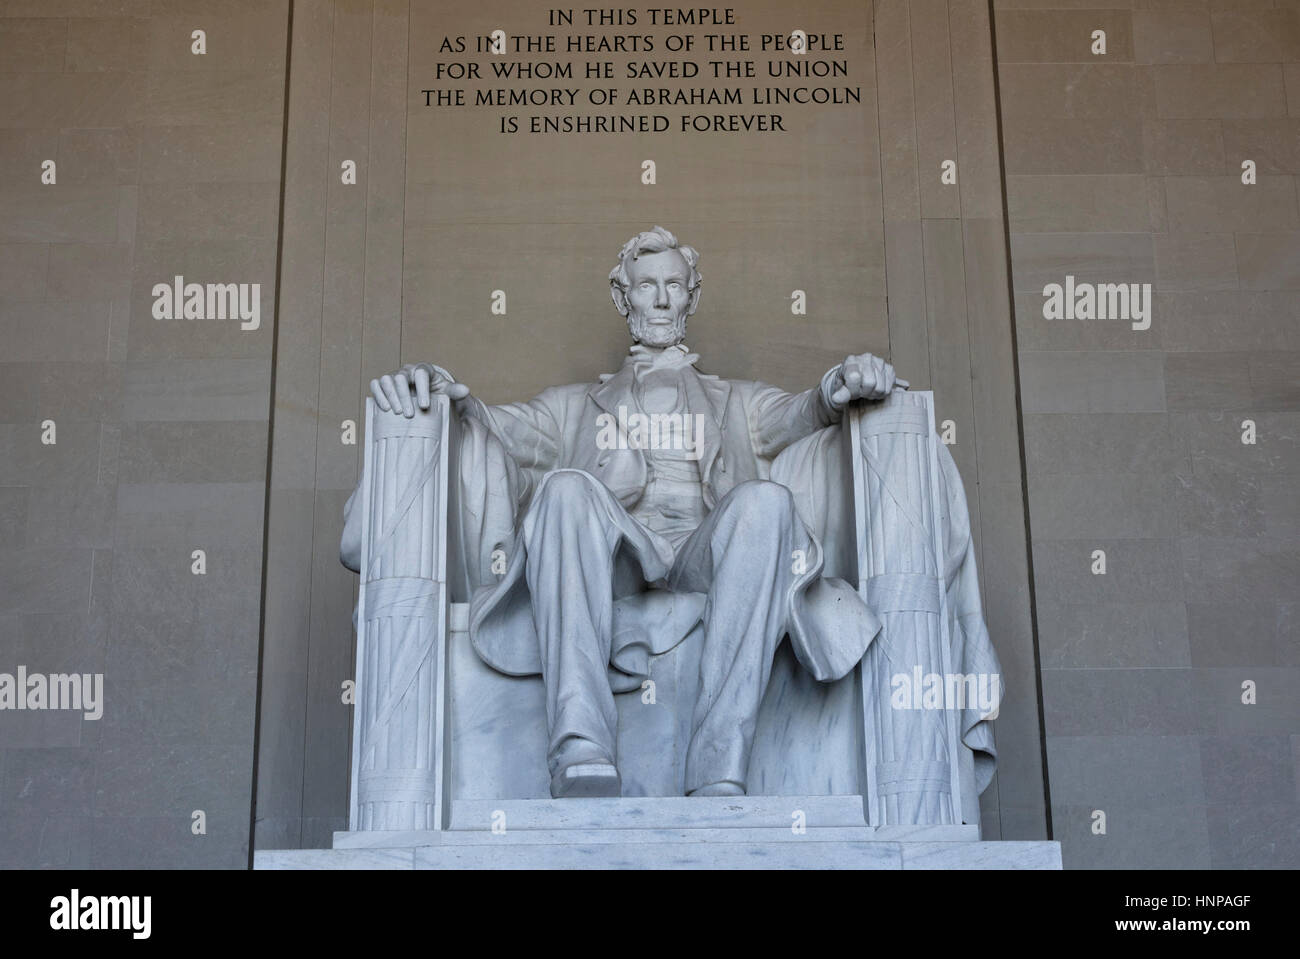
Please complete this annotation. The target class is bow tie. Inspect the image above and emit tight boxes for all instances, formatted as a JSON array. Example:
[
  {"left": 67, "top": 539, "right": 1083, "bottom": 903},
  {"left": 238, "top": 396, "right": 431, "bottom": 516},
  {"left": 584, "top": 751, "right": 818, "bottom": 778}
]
[{"left": 628, "top": 343, "right": 700, "bottom": 372}]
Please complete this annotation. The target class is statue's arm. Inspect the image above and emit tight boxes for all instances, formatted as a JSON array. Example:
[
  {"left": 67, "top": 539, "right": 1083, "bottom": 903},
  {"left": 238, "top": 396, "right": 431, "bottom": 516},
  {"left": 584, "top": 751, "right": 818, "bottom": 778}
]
[
  {"left": 750, "top": 353, "right": 904, "bottom": 457},
  {"left": 748, "top": 375, "right": 843, "bottom": 459},
  {"left": 454, "top": 388, "right": 567, "bottom": 474},
  {"left": 367, "top": 361, "right": 567, "bottom": 473}
]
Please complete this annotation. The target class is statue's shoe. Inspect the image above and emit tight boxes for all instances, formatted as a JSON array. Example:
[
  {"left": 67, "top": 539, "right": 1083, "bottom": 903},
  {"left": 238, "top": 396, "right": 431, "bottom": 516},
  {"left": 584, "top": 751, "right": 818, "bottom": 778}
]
[
  {"left": 551, "top": 762, "right": 622, "bottom": 799},
  {"left": 687, "top": 781, "right": 746, "bottom": 797}
]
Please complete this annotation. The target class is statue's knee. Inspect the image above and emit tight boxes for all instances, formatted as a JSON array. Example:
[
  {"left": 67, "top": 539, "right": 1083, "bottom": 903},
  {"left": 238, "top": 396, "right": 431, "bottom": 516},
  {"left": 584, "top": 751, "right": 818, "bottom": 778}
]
[
  {"left": 729, "top": 480, "right": 795, "bottom": 519},
  {"left": 537, "top": 470, "right": 599, "bottom": 507}
]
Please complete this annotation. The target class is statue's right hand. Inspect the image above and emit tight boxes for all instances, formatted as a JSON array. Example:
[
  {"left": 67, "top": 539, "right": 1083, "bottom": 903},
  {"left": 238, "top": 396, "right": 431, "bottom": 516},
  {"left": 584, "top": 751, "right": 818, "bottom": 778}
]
[{"left": 370, "top": 362, "right": 470, "bottom": 417}]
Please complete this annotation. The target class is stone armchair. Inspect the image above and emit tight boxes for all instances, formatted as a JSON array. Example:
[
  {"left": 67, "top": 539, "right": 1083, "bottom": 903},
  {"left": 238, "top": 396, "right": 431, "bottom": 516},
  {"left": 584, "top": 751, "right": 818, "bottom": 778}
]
[{"left": 339, "top": 389, "right": 1001, "bottom": 840}]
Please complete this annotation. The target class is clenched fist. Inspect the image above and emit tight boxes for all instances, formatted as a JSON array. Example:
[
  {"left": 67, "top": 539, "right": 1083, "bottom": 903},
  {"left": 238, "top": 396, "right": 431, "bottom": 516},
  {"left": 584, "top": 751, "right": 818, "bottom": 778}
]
[
  {"left": 825, "top": 353, "right": 907, "bottom": 408},
  {"left": 370, "top": 362, "right": 470, "bottom": 417}
]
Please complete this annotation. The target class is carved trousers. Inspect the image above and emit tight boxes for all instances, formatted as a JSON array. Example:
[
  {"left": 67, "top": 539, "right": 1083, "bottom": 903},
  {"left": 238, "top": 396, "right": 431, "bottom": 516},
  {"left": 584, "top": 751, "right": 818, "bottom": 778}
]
[{"left": 522, "top": 470, "right": 801, "bottom": 793}]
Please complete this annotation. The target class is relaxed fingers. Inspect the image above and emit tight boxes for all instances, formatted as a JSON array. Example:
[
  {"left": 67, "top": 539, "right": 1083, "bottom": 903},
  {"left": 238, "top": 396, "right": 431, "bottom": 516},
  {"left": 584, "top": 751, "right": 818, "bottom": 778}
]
[
  {"left": 393, "top": 373, "right": 413, "bottom": 416},
  {"left": 380, "top": 374, "right": 403, "bottom": 414},
  {"left": 414, "top": 366, "right": 431, "bottom": 409}
]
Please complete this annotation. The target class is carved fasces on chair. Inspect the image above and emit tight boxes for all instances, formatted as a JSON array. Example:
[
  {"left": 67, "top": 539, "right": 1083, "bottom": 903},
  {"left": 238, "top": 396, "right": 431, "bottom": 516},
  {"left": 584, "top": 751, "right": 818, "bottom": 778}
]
[
  {"left": 849, "top": 390, "right": 964, "bottom": 826},
  {"left": 350, "top": 395, "right": 451, "bottom": 830}
]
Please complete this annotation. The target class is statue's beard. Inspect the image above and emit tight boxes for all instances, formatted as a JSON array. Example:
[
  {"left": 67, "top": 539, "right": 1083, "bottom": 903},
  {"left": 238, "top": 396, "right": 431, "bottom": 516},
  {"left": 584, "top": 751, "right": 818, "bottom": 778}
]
[{"left": 628, "top": 313, "right": 687, "bottom": 348}]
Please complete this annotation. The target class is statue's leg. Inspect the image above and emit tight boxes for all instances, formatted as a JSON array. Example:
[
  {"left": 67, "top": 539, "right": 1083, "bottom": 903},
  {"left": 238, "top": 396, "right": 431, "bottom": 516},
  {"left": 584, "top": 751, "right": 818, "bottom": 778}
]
[
  {"left": 523, "top": 470, "right": 626, "bottom": 797},
  {"left": 669, "top": 480, "right": 801, "bottom": 796}
]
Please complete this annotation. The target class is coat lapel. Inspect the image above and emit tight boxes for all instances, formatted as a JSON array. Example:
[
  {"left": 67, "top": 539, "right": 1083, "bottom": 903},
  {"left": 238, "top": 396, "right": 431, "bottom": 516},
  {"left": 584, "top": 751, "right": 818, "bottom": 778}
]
[
  {"left": 588, "top": 361, "right": 637, "bottom": 420},
  {"left": 680, "top": 367, "right": 729, "bottom": 486},
  {"left": 587, "top": 350, "right": 732, "bottom": 496}
]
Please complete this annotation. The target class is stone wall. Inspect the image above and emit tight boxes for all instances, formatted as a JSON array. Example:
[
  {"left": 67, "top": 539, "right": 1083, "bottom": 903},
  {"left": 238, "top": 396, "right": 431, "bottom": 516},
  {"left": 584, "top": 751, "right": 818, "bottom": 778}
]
[
  {"left": 994, "top": 0, "right": 1300, "bottom": 868},
  {"left": 9, "top": 0, "right": 1295, "bottom": 871},
  {"left": 0, "top": 0, "right": 289, "bottom": 867}
]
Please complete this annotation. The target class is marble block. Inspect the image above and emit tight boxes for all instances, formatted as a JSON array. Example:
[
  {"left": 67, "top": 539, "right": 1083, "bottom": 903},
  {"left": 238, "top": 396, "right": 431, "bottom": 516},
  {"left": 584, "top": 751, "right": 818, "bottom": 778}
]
[
  {"left": 254, "top": 835, "right": 1063, "bottom": 870},
  {"left": 449, "top": 614, "right": 862, "bottom": 801}
]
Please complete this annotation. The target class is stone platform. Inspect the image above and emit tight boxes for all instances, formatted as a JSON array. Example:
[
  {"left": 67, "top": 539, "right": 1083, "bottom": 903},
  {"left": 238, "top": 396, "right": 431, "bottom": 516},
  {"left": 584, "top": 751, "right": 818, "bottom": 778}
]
[{"left": 255, "top": 795, "right": 1062, "bottom": 869}]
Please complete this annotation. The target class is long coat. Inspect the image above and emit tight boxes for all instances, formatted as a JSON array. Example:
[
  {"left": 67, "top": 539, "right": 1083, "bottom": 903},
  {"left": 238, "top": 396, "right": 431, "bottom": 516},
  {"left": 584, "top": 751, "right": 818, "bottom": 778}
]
[{"left": 451, "top": 350, "right": 882, "bottom": 688}]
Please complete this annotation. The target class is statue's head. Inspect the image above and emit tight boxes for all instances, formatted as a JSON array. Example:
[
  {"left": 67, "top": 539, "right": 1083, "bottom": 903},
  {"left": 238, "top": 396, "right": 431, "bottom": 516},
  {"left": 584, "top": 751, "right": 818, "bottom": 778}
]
[{"left": 609, "top": 226, "right": 701, "bottom": 348}]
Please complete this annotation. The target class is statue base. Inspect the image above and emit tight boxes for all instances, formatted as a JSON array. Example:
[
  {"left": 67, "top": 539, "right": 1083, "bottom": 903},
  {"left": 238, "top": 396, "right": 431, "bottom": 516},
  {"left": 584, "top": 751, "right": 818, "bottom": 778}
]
[{"left": 254, "top": 795, "right": 1061, "bottom": 869}]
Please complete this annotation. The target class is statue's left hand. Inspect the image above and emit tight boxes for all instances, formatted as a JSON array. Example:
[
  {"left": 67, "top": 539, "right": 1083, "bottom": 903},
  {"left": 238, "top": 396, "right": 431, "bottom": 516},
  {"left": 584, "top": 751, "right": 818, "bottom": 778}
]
[{"left": 827, "top": 353, "right": 908, "bottom": 407}]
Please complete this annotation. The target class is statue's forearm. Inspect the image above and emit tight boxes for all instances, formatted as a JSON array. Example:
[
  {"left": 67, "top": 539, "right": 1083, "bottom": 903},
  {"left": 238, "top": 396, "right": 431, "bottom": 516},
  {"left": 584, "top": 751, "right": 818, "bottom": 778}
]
[
  {"left": 788, "top": 367, "right": 848, "bottom": 438},
  {"left": 454, "top": 393, "right": 494, "bottom": 431},
  {"left": 752, "top": 375, "right": 842, "bottom": 459},
  {"left": 454, "top": 391, "right": 563, "bottom": 475},
  {"left": 815, "top": 364, "right": 846, "bottom": 424},
  {"left": 454, "top": 395, "right": 523, "bottom": 464}
]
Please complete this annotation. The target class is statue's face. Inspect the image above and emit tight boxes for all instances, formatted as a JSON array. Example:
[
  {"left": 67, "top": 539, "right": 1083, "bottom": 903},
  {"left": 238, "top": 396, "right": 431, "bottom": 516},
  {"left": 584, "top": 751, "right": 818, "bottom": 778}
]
[{"left": 623, "top": 249, "right": 692, "bottom": 347}]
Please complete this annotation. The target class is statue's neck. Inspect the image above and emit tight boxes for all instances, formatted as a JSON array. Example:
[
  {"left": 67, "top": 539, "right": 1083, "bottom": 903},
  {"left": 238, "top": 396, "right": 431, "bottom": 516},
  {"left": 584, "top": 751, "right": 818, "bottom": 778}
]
[{"left": 626, "top": 343, "right": 699, "bottom": 374}]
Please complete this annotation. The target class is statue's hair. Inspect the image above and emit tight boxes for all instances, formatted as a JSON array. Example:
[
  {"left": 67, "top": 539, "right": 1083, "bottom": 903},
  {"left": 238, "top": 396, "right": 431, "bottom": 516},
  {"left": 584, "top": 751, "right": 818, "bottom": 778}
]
[{"left": 608, "top": 226, "right": 702, "bottom": 316}]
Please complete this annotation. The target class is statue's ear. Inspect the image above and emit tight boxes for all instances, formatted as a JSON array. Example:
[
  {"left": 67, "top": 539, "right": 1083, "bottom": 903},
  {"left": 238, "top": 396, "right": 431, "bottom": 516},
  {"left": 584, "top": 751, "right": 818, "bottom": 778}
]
[
  {"left": 610, "top": 282, "right": 629, "bottom": 316},
  {"left": 686, "top": 284, "right": 701, "bottom": 316}
]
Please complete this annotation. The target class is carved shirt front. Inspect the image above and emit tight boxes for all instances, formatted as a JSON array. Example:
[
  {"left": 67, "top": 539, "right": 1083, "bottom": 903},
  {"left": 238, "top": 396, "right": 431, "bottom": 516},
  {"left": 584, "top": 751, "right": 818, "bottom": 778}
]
[{"left": 626, "top": 350, "right": 708, "bottom": 551}]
